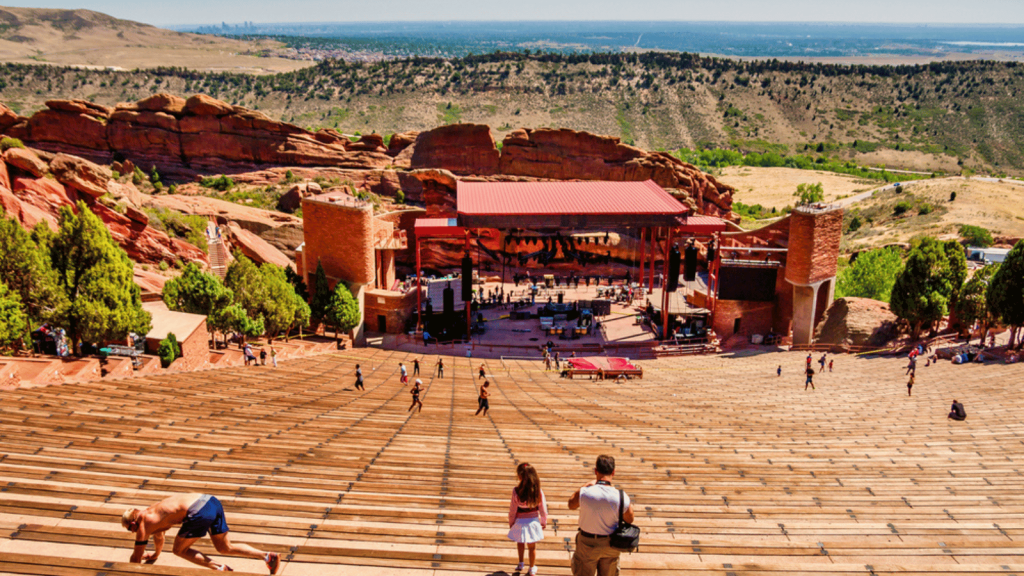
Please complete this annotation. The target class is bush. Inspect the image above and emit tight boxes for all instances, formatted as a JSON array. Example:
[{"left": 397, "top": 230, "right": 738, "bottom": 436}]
[
  {"left": 132, "top": 166, "right": 146, "bottom": 185},
  {"left": 157, "top": 332, "right": 180, "bottom": 368},
  {"left": 950, "top": 191, "right": 957, "bottom": 202},
  {"left": 847, "top": 215, "right": 862, "bottom": 232},
  {"left": 395, "top": 190, "right": 405, "bottom": 204},
  {"left": 918, "top": 203, "right": 933, "bottom": 215},
  {"left": 200, "top": 175, "right": 235, "bottom": 192},
  {"left": 894, "top": 201, "right": 911, "bottom": 216},
  {"left": 960, "top": 224, "right": 993, "bottom": 247},
  {"left": 0, "top": 137, "right": 25, "bottom": 151},
  {"left": 158, "top": 260, "right": 169, "bottom": 271}
]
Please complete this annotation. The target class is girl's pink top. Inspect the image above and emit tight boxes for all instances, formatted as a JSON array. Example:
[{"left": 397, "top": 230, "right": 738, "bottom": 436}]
[{"left": 509, "top": 488, "right": 548, "bottom": 527}]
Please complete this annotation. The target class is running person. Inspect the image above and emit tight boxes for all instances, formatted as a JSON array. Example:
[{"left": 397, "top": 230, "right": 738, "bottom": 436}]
[
  {"left": 354, "top": 364, "right": 364, "bottom": 391},
  {"left": 479, "top": 363, "right": 487, "bottom": 380},
  {"left": 805, "top": 366, "right": 815, "bottom": 390},
  {"left": 475, "top": 382, "right": 491, "bottom": 416},
  {"left": 121, "top": 493, "right": 279, "bottom": 573},
  {"left": 409, "top": 379, "right": 424, "bottom": 412}
]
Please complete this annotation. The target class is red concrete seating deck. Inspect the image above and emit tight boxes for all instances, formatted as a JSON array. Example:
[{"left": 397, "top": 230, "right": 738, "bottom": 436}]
[{"left": 0, "top": 347, "right": 1021, "bottom": 575}]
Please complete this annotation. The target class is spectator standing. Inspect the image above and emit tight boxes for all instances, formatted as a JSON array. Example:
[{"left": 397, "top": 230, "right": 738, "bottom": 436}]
[
  {"left": 805, "top": 366, "right": 815, "bottom": 391},
  {"left": 907, "top": 373, "right": 914, "bottom": 396},
  {"left": 270, "top": 346, "right": 277, "bottom": 368},
  {"left": 818, "top": 354, "right": 827, "bottom": 373},
  {"left": 413, "top": 358, "right": 420, "bottom": 376},
  {"left": 568, "top": 455, "right": 634, "bottom": 576},
  {"left": 828, "top": 359, "right": 833, "bottom": 372},
  {"left": 508, "top": 463, "right": 548, "bottom": 576},
  {"left": 436, "top": 358, "right": 445, "bottom": 378},
  {"left": 258, "top": 347, "right": 266, "bottom": 366},
  {"left": 400, "top": 363, "right": 408, "bottom": 384}
]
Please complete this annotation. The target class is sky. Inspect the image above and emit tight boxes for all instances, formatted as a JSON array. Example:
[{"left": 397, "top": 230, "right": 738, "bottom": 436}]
[{"left": 7, "top": 0, "right": 1024, "bottom": 26}]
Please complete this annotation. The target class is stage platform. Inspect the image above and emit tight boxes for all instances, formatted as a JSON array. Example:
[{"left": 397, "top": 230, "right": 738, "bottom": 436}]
[{"left": 567, "top": 356, "right": 643, "bottom": 379}]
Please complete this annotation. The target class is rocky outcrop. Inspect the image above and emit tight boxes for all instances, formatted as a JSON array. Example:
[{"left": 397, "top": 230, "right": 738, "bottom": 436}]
[
  {"left": 498, "top": 128, "right": 734, "bottom": 218},
  {"left": 814, "top": 297, "right": 899, "bottom": 350},
  {"left": 142, "top": 194, "right": 303, "bottom": 258},
  {"left": 8, "top": 94, "right": 395, "bottom": 180},
  {"left": 407, "top": 124, "right": 500, "bottom": 176},
  {"left": 224, "top": 222, "right": 294, "bottom": 270},
  {"left": 277, "top": 181, "right": 322, "bottom": 213},
  {"left": 0, "top": 148, "right": 207, "bottom": 267}
]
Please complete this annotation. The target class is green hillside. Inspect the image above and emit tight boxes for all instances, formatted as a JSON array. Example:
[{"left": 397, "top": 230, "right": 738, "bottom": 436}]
[{"left": 1, "top": 52, "right": 1023, "bottom": 174}]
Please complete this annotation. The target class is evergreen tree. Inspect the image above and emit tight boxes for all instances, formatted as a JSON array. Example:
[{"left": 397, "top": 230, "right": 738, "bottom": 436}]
[
  {"left": 49, "top": 202, "right": 151, "bottom": 352},
  {"left": 987, "top": 239, "right": 1024, "bottom": 348},
  {"left": 0, "top": 280, "right": 28, "bottom": 351},
  {"left": 0, "top": 211, "right": 62, "bottom": 322},
  {"left": 955, "top": 264, "right": 999, "bottom": 345},
  {"left": 835, "top": 247, "right": 903, "bottom": 302},
  {"left": 326, "top": 281, "right": 360, "bottom": 342},
  {"left": 162, "top": 262, "right": 233, "bottom": 344},
  {"left": 309, "top": 260, "right": 332, "bottom": 326},
  {"left": 223, "top": 252, "right": 268, "bottom": 341},
  {"left": 259, "top": 264, "right": 300, "bottom": 342},
  {"left": 890, "top": 237, "right": 956, "bottom": 340},
  {"left": 794, "top": 182, "right": 824, "bottom": 205},
  {"left": 943, "top": 239, "right": 968, "bottom": 311},
  {"left": 157, "top": 332, "right": 180, "bottom": 368},
  {"left": 212, "top": 304, "right": 264, "bottom": 348}
]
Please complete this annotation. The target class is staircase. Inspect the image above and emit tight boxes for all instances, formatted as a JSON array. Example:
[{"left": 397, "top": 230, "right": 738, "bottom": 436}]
[{"left": 207, "top": 221, "right": 228, "bottom": 278}]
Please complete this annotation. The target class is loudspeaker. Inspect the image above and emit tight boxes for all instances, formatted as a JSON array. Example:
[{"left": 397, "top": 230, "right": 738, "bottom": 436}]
[
  {"left": 684, "top": 244, "right": 698, "bottom": 282},
  {"left": 443, "top": 284, "right": 455, "bottom": 316},
  {"left": 557, "top": 292, "right": 564, "bottom": 304},
  {"left": 667, "top": 246, "right": 681, "bottom": 293},
  {"left": 461, "top": 254, "right": 473, "bottom": 301}
]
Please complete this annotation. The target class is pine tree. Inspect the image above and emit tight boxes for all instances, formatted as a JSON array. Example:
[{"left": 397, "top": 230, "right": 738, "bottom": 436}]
[
  {"left": 0, "top": 280, "right": 28, "bottom": 351},
  {"left": 955, "top": 264, "right": 999, "bottom": 345},
  {"left": 987, "top": 239, "right": 1024, "bottom": 348},
  {"left": 0, "top": 211, "right": 62, "bottom": 322},
  {"left": 49, "top": 202, "right": 151, "bottom": 352},
  {"left": 890, "top": 237, "right": 956, "bottom": 340},
  {"left": 326, "top": 281, "right": 360, "bottom": 343},
  {"left": 259, "top": 264, "right": 300, "bottom": 342},
  {"left": 162, "top": 262, "right": 233, "bottom": 344},
  {"left": 309, "top": 260, "right": 332, "bottom": 327},
  {"left": 223, "top": 252, "right": 268, "bottom": 343}
]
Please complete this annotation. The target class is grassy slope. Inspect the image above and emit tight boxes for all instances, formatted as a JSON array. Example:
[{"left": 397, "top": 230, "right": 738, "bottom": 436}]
[{"left": 1, "top": 52, "right": 1023, "bottom": 175}]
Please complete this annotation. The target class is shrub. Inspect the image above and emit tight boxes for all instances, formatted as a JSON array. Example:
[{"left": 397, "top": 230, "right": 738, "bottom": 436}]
[
  {"left": 111, "top": 170, "right": 120, "bottom": 180},
  {"left": 918, "top": 203, "right": 933, "bottom": 215},
  {"left": 894, "top": 201, "right": 911, "bottom": 215},
  {"left": 158, "top": 260, "right": 169, "bottom": 271},
  {"left": 847, "top": 215, "right": 862, "bottom": 232},
  {"left": 960, "top": 224, "right": 993, "bottom": 247},
  {"left": 395, "top": 190, "right": 405, "bottom": 204},
  {"left": 950, "top": 191, "right": 957, "bottom": 202},
  {"left": 200, "top": 175, "right": 235, "bottom": 192},
  {"left": 157, "top": 332, "right": 180, "bottom": 368},
  {"left": 0, "top": 137, "right": 25, "bottom": 151}
]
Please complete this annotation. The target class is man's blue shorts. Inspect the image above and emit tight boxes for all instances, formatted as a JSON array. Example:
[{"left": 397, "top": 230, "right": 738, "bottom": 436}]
[{"left": 178, "top": 495, "right": 229, "bottom": 539}]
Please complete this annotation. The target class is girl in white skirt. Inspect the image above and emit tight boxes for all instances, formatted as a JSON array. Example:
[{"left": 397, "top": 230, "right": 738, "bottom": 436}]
[{"left": 508, "top": 462, "right": 548, "bottom": 575}]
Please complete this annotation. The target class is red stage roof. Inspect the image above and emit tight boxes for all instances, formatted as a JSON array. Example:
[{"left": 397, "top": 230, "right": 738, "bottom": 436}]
[{"left": 456, "top": 180, "right": 687, "bottom": 229}]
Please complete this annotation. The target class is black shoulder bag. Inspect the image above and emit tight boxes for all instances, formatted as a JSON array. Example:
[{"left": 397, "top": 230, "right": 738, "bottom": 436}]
[{"left": 609, "top": 489, "right": 640, "bottom": 552}]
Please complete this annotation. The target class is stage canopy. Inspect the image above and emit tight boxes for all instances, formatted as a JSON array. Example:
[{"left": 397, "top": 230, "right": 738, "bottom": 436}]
[{"left": 456, "top": 180, "right": 689, "bottom": 229}]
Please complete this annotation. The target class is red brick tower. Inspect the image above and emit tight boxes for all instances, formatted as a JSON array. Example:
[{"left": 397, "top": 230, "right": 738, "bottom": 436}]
[{"left": 785, "top": 205, "right": 844, "bottom": 345}]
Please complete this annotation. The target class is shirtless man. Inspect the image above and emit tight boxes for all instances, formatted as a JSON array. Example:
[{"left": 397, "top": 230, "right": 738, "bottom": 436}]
[
  {"left": 475, "top": 381, "right": 490, "bottom": 416},
  {"left": 121, "top": 493, "right": 279, "bottom": 573}
]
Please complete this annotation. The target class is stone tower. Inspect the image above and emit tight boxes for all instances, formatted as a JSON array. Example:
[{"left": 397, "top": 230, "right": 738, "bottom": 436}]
[{"left": 785, "top": 204, "right": 844, "bottom": 346}]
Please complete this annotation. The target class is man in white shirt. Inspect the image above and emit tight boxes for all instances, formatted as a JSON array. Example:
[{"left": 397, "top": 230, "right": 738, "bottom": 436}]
[{"left": 568, "top": 455, "right": 635, "bottom": 576}]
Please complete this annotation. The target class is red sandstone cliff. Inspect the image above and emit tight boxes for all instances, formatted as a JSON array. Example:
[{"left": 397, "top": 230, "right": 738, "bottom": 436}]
[{"left": 1, "top": 96, "right": 735, "bottom": 220}]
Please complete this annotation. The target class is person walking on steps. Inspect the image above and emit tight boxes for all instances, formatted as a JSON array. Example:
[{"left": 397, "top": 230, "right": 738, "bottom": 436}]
[
  {"left": 354, "top": 364, "right": 364, "bottom": 391},
  {"left": 805, "top": 366, "right": 815, "bottom": 391},
  {"left": 806, "top": 353, "right": 812, "bottom": 370},
  {"left": 475, "top": 382, "right": 491, "bottom": 416},
  {"left": 436, "top": 358, "right": 445, "bottom": 378},
  {"left": 568, "top": 455, "right": 634, "bottom": 576},
  {"left": 409, "top": 379, "right": 424, "bottom": 412},
  {"left": 270, "top": 346, "right": 277, "bottom": 368},
  {"left": 413, "top": 358, "right": 420, "bottom": 376},
  {"left": 121, "top": 493, "right": 280, "bottom": 573},
  {"left": 508, "top": 462, "right": 548, "bottom": 576},
  {"left": 818, "top": 353, "right": 827, "bottom": 373},
  {"left": 479, "top": 363, "right": 487, "bottom": 380},
  {"left": 907, "top": 373, "right": 914, "bottom": 396},
  {"left": 828, "top": 359, "right": 833, "bottom": 372},
  {"left": 399, "top": 363, "right": 408, "bottom": 384},
  {"left": 777, "top": 365, "right": 782, "bottom": 377}
]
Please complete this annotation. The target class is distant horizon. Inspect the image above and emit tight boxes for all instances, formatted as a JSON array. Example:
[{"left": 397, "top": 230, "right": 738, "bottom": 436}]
[
  {"left": 168, "top": 20, "right": 1024, "bottom": 28},
  {"left": 4, "top": 0, "right": 1024, "bottom": 27}
]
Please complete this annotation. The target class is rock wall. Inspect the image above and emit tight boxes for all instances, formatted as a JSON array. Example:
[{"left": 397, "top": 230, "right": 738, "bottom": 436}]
[
  {"left": 814, "top": 297, "right": 899, "bottom": 349},
  {"left": 0, "top": 146, "right": 206, "bottom": 267}
]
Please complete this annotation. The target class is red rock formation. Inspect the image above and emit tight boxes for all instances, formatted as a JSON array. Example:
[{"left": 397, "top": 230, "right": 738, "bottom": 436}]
[
  {"left": 4, "top": 147, "right": 48, "bottom": 177},
  {"left": 224, "top": 222, "right": 294, "bottom": 270},
  {"left": 815, "top": 297, "right": 899, "bottom": 350},
  {"left": 408, "top": 124, "right": 500, "bottom": 176},
  {"left": 89, "top": 201, "right": 207, "bottom": 266},
  {"left": 277, "top": 182, "right": 322, "bottom": 213},
  {"left": 49, "top": 153, "right": 111, "bottom": 199},
  {"left": 387, "top": 131, "right": 418, "bottom": 156},
  {"left": 0, "top": 103, "right": 24, "bottom": 133}
]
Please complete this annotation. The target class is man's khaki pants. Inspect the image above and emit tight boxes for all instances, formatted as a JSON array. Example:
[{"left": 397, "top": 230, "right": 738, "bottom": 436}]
[{"left": 571, "top": 532, "right": 621, "bottom": 576}]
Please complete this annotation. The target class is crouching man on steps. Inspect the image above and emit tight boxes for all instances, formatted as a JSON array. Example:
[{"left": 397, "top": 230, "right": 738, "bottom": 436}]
[
  {"left": 122, "top": 492, "right": 280, "bottom": 573},
  {"left": 568, "top": 455, "right": 635, "bottom": 576}
]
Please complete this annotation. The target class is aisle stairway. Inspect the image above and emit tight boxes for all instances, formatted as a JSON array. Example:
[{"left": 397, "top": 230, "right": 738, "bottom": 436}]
[
  {"left": 0, "top": 348, "right": 1021, "bottom": 575},
  {"left": 207, "top": 221, "right": 228, "bottom": 279}
]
